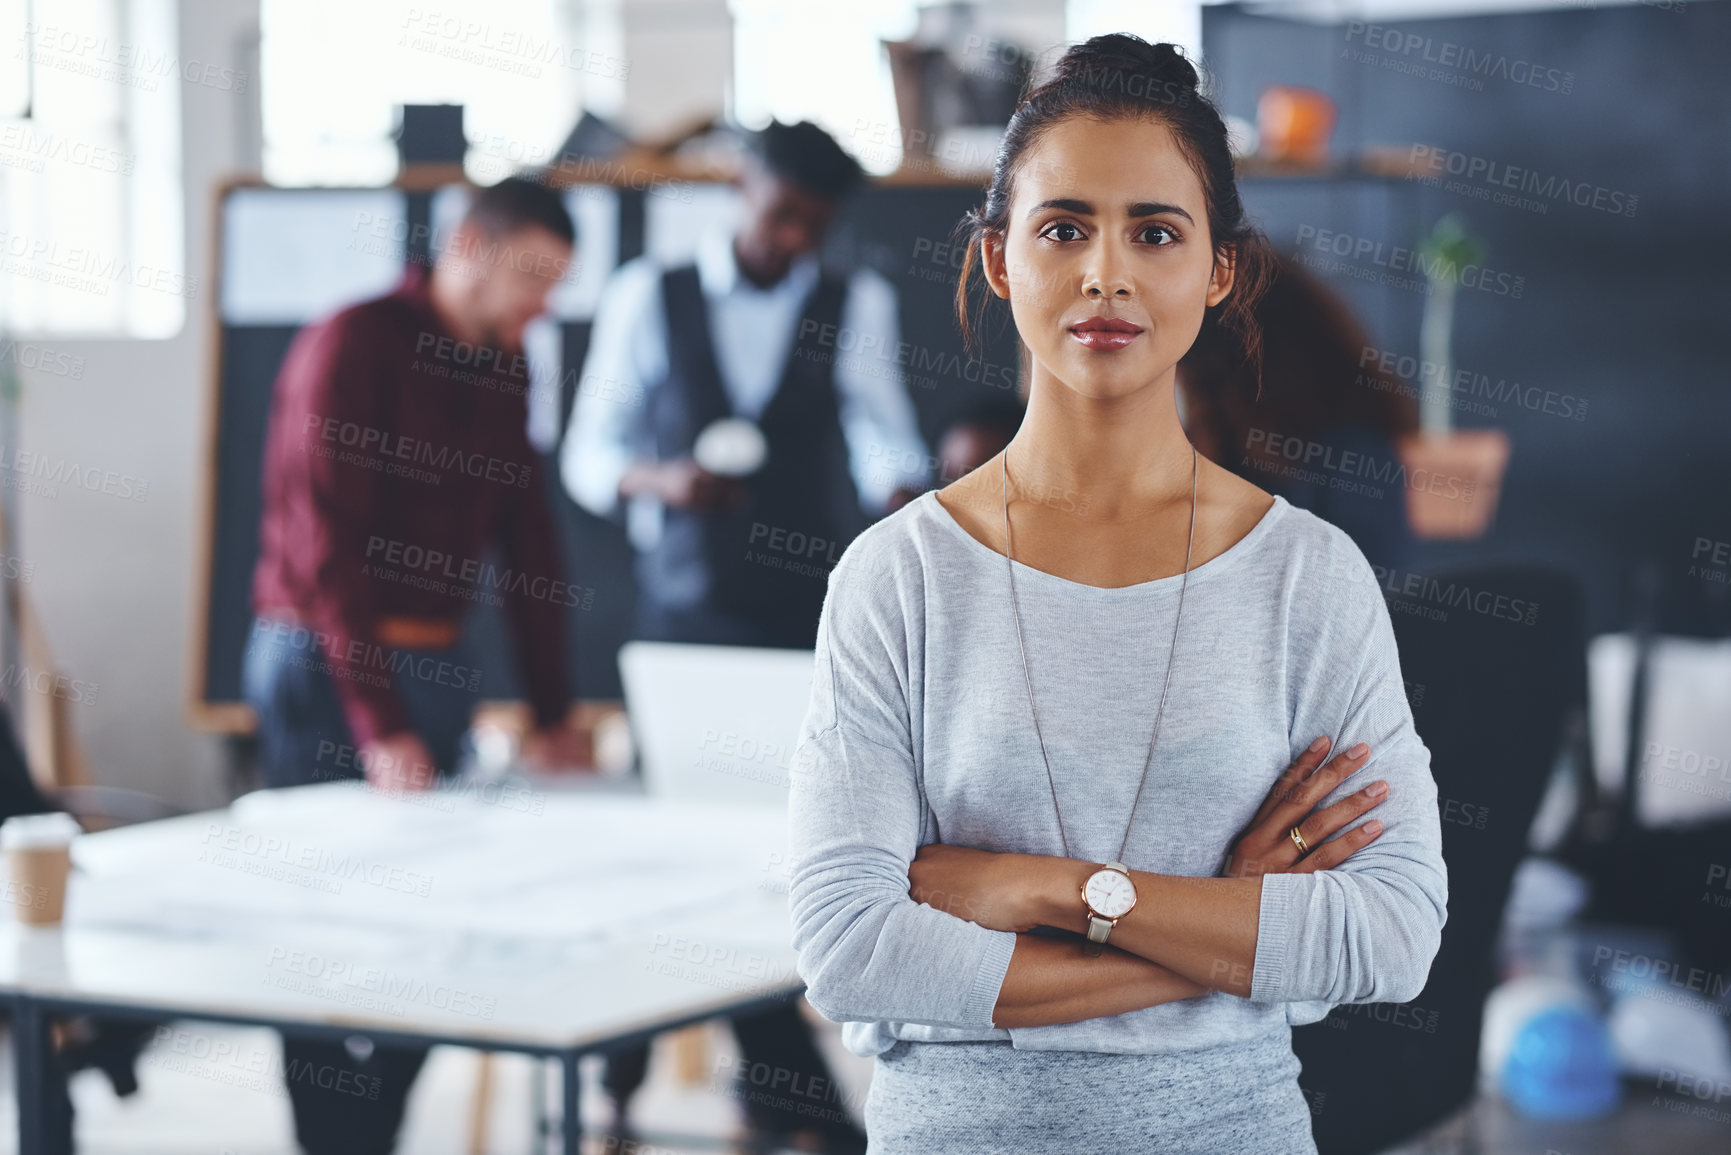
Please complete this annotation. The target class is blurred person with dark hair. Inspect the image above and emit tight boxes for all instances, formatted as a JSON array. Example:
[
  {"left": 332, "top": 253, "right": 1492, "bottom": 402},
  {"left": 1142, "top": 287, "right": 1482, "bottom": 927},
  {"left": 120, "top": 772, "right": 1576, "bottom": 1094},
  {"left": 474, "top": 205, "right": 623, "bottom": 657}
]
[
  {"left": 886, "top": 396, "right": 1026, "bottom": 514},
  {"left": 560, "top": 118, "right": 898, "bottom": 1152},
  {"left": 1177, "top": 254, "right": 1418, "bottom": 569},
  {"left": 937, "top": 397, "right": 1026, "bottom": 488},
  {"left": 245, "top": 175, "right": 587, "bottom": 1155}
]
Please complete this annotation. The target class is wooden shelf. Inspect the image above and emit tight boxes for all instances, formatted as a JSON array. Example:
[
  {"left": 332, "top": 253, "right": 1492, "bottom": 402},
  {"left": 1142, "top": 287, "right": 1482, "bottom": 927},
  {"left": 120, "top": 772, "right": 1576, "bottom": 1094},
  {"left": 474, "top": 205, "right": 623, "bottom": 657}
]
[{"left": 1235, "top": 147, "right": 1430, "bottom": 182}]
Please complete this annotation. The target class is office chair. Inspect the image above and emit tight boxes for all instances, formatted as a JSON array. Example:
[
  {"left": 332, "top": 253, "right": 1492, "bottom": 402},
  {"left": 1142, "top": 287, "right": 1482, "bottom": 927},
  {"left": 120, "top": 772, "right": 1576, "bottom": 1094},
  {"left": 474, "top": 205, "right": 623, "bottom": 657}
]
[
  {"left": 1292, "top": 566, "right": 1588, "bottom": 1154},
  {"left": 1553, "top": 559, "right": 1731, "bottom": 991},
  {"left": 0, "top": 702, "right": 179, "bottom": 1154}
]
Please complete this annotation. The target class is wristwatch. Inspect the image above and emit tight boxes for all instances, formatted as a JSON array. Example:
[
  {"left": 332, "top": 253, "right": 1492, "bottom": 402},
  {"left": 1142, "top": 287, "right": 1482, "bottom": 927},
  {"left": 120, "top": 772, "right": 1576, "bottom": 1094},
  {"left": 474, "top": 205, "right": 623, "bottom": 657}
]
[{"left": 1080, "top": 862, "right": 1138, "bottom": 956}]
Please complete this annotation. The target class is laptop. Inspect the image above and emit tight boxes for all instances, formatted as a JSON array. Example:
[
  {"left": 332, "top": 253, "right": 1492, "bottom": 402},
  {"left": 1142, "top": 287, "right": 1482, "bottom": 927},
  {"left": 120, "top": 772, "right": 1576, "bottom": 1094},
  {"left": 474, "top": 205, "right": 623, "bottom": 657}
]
[{"left": 618, "top": 641, "right": 817, "bottom": 808}]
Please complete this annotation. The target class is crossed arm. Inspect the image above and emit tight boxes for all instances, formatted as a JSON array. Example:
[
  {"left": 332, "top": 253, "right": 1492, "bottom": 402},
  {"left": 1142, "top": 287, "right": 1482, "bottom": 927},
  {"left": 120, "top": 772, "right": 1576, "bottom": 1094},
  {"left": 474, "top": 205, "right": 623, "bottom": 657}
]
[{"left": 908, "top": 738, "right": 1391, "bottom": 1028}]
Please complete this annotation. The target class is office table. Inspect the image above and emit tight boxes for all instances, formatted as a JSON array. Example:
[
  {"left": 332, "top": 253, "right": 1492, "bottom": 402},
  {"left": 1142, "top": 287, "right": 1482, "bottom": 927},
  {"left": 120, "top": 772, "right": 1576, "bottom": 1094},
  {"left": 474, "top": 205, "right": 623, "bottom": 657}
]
[{"left": 0, "top": 779, "right": 803, "bottom": 1154}]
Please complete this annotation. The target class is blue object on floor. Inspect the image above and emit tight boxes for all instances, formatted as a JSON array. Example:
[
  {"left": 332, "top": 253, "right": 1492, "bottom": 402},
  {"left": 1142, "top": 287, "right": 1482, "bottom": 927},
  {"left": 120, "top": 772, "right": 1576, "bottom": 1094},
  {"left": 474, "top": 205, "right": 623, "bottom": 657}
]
[{"left": 1500, "top": 1005, "right": 1622, "bottom": 1119}]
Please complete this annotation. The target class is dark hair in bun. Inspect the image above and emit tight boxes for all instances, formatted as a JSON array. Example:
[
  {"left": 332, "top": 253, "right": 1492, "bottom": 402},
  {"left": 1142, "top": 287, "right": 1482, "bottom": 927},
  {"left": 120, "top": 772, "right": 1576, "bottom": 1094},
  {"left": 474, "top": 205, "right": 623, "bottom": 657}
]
[{"left": 953, "top": 34, "right": 1276, "bottom": 391}]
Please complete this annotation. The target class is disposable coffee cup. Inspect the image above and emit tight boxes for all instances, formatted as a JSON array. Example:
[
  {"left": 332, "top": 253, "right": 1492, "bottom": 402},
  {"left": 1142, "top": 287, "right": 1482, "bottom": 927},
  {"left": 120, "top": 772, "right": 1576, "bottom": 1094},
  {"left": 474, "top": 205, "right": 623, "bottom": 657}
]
[
  {"left": 1, "top": 812, "right": 80, "bottom": 926},
  {"left": 692, "top": 418, "right": 767, "bottom": 478}
]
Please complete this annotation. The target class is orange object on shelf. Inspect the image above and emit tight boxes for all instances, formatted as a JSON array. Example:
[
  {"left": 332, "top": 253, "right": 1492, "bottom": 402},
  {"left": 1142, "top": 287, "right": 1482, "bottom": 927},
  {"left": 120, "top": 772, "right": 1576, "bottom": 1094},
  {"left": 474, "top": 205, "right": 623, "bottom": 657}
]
[{"left": 1256, "top": 86, "right": 1337, "bottom": 167}]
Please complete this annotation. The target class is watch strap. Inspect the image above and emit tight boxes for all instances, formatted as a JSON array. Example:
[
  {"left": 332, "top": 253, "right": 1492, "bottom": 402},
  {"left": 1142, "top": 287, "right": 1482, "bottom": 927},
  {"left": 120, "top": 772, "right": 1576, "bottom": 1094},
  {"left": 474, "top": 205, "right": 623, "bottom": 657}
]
[{"left": 1084, "top": 913, "right": 1115, "bottom": 956}]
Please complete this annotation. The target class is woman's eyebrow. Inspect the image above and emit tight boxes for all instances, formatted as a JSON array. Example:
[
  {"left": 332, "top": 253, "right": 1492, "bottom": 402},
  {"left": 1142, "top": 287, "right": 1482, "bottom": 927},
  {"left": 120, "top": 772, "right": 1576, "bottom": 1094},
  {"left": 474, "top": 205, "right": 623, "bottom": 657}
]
[{"left": 1025, "top": 198, "right": 1195, "bottom": 224}]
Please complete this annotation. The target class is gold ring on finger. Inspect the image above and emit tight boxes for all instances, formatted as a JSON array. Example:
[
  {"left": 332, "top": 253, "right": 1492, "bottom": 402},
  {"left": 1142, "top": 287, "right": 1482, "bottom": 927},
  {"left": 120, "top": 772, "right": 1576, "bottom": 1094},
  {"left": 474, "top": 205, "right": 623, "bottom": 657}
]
[{"left": 1289, "top": 825, "right": 1310, "bottom": 855}]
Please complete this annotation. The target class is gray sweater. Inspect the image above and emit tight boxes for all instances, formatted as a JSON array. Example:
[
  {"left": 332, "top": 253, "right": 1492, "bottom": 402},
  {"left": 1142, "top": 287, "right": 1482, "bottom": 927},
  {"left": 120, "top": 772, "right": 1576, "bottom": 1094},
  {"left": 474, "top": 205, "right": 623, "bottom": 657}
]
[{"left": 787, "top": 488, "right": 1449, "bottom": 1057}]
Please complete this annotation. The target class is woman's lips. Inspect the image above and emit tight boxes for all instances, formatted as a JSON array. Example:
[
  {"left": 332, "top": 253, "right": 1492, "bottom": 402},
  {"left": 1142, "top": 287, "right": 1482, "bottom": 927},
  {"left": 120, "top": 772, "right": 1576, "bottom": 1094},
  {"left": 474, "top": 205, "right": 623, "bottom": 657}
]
[{"left": 1068, "top": 322, "right": 1143, "bottom": 350}]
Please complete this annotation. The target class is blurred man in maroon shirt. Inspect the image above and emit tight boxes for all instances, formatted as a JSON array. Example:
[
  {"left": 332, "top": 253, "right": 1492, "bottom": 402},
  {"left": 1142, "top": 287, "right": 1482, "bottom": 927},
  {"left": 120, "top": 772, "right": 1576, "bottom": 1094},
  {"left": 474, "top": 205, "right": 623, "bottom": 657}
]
[{"left": 242, "top": 175, "right": 584, "bottom": 1155}]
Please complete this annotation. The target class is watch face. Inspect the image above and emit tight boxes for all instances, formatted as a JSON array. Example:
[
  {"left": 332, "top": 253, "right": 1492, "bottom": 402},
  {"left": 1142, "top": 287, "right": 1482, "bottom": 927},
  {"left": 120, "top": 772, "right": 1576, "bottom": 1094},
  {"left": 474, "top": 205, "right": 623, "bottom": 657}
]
[{"left": 1084, "top": 868, "right": 1137, "bottom": 918}]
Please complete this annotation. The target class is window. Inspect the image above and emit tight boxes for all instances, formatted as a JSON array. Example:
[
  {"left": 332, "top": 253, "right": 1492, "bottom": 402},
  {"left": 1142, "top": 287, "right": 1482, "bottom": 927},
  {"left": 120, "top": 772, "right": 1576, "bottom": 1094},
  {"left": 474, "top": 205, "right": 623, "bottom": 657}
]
[
  {"left": 0, "top": 0, "right": 186, "bottom": 338},
  {"left": 728, "top": 0, "right": 918, "bottom": 176},
  {"left": 0, "top": 0, "right": 29, "bottom": 118},
  {"left": 259, "top": 0, "right": 587, "bottom": 187}
]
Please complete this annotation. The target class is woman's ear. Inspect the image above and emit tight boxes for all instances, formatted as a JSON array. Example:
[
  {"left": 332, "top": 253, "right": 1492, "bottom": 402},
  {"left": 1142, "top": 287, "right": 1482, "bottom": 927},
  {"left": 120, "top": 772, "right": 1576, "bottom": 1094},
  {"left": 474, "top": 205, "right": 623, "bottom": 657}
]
[
  {"left": 981, "top": 232, "right": 1010, "bottom": 300},
  {"left": 1205, "top": 242, "right": 1237, "bottom": 308}
]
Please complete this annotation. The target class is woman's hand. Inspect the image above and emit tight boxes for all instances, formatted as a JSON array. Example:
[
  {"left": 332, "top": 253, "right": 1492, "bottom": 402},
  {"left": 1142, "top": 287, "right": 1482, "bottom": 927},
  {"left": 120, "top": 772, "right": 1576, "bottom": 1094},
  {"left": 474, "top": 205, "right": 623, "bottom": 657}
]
[
  {"left": 910, "top": 735, "right": 1389, "bottom": 933},
  {"left": 908, "top": 844, "right": 1063, "bottom": 934},
  {"left": 1221, "top": 737, "right": 1388, "bottom": 879}
]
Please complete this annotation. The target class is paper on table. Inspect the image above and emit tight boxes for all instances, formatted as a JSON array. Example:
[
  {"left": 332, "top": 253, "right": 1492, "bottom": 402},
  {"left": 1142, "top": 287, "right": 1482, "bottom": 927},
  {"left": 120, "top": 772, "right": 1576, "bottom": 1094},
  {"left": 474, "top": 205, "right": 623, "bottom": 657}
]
[{"left": 68, "top": 784, "right": 791, "bottom": 954}]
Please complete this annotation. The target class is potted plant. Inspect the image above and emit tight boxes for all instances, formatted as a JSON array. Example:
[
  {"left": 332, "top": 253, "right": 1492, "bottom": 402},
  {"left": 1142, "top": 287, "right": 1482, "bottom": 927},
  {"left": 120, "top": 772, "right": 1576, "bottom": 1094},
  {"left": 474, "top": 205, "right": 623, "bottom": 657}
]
[{"left": 1399, "top": 212, "right": 1510, "bottom": 539}]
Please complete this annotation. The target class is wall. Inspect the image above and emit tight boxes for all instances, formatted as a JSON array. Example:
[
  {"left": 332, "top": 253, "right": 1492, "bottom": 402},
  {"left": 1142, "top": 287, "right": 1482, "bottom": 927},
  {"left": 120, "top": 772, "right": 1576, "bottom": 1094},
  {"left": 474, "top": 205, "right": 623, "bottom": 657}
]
[
  {"left": 1203, "top": 0, "right": 1731, "bottom": 636},
  {"left": 13, "top": 0, "right": 260, "bottom": 809}
]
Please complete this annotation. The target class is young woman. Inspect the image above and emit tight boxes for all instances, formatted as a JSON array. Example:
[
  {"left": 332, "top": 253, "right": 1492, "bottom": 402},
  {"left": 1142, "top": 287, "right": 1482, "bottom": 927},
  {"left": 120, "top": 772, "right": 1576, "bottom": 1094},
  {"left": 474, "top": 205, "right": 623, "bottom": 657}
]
[{"left": 787, "top": 34, "right": 1448, "bottom": 1152}]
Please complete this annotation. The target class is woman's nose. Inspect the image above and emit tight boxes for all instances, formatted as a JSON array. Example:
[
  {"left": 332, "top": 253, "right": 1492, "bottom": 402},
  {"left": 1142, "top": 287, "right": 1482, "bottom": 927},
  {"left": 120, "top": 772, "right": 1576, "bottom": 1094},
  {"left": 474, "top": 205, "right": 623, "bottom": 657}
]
[{"left": 1082, "top": 249, "right": 1134, "bottom": 297}]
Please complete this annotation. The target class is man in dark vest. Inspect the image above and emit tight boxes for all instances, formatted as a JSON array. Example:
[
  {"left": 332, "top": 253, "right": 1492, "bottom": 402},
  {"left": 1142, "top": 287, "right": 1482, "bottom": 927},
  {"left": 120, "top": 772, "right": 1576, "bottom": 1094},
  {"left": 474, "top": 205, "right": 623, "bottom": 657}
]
[
  {"left": 562, "top": 119, "right": 930, "bottom": 650},
  {"left": 562, "top": 121, "right": 928, "bottom": 1150}
]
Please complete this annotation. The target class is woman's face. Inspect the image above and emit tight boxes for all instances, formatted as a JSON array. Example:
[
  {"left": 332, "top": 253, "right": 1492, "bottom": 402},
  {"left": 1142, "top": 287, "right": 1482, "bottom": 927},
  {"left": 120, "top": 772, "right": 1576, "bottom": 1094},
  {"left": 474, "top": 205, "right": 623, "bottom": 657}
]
[{"left": 981, "top": 114, "right": 1234, "bottom": 403}]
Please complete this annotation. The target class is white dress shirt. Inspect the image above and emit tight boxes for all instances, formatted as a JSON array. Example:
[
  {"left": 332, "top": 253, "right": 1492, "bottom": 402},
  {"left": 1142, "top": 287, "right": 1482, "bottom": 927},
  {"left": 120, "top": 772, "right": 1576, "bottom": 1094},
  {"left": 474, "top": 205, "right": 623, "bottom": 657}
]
[{"left": 559, "top": 227, "right": 932, "bottom": 552}]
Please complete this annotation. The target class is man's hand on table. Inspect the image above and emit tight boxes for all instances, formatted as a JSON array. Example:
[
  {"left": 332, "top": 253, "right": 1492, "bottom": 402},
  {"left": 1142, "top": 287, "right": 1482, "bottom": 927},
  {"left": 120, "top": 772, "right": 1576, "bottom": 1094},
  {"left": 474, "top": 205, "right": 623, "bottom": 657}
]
[
  {"left": 359, "top": 732, "right": 438, "bottom": 793},
  {"left": 521, "top": 721, "right": 593, "bottom": 773}
]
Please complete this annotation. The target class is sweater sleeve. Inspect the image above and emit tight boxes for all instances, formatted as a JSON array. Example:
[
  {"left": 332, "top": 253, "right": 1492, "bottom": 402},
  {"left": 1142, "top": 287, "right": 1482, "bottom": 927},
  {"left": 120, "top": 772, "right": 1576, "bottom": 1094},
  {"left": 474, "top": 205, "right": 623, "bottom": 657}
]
[
  {"left": 786, "top": 542, "right": 1018, "bottom": 1027},
  {"left": 1250, "top": 536, "right": 1450, "bottom": 1008},
  {"left": 282, "top": 314, "right": 413, "bottom": 749}
]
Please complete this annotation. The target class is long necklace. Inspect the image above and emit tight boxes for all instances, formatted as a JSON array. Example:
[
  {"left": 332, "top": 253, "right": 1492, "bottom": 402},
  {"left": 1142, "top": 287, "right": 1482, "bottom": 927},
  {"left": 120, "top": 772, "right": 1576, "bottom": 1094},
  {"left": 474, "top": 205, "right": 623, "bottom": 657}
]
[{"left": 1001, "top": 443, "right": 1197, "bottom": 865}]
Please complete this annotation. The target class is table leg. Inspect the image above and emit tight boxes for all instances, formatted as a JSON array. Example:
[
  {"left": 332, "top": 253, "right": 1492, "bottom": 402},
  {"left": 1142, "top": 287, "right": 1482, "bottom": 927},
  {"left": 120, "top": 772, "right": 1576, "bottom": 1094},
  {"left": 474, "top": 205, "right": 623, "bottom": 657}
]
[
  {"left": 13, "top": 998, "right": 52, "bottom": 1155},
  {"left": 561, "top": 1052, "right": 581, "bottom": 1155}
]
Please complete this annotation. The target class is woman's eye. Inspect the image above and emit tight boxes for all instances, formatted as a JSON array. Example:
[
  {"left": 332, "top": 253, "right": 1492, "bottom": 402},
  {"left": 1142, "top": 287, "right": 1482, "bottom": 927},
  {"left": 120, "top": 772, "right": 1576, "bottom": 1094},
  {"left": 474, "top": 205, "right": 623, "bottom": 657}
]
[
  {"left": 1141, "top": 224, "right": 1177, "bottom": 245},
  {"left": 1042, "top": 221, "right": 1083, "bottom": 243}
]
